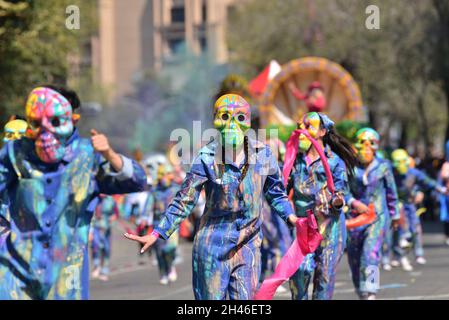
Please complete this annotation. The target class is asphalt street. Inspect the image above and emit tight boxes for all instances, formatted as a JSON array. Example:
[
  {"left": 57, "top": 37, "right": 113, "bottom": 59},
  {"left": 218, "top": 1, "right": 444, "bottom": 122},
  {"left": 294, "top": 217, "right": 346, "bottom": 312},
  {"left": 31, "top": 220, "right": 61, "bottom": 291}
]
[{"left": 90, "top": 221, "right": 449, "bottom": 300}]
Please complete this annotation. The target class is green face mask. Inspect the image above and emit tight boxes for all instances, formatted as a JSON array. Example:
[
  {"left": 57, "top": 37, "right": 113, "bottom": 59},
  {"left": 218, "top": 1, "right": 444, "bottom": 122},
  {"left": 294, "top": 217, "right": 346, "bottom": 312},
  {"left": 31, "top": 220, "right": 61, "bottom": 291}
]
[{"left": 213, "top": 94, "right": 251, "bottom": 148}]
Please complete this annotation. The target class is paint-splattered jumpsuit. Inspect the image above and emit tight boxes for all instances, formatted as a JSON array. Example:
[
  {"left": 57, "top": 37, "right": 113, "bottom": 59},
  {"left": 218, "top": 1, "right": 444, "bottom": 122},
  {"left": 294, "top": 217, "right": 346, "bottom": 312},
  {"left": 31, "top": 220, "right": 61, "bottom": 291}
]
[
  {"left": 0, "top": 130, "right": 147, "bottom": 299},
  {"left": 91, "top": 196, "right": 119, "bottom": 276},
  {"left": 392, "top": 168, "right": 442, "bottom": 259},
  {"left": 151, "top": 182, "right": 180, "bottom": 278},
  {"left": 346, "top": 158, "right": 399, "bottom": 296},
  {"left": 154, "top": 139, "right": 293, "bottom": 300},
  {"left": 288, "top": 147, "right": 348, "bottom": 300},
  {"left": 260, "top": 198, "right": 292, "bottom": 282}
]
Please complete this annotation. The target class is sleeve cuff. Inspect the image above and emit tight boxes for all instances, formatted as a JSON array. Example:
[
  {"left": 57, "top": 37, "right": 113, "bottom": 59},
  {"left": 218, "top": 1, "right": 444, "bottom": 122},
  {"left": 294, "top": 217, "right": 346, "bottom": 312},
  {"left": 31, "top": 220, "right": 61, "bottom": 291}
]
[{"left": 101, "top": 154, "right": 134, "bottom": 181}]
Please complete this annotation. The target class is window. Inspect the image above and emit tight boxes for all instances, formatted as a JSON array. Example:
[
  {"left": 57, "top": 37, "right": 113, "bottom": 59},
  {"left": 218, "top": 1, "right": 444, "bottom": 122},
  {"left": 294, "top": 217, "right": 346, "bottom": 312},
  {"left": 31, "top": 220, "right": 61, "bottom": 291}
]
[
  {"left": 202, "top": 3, "right": 207, "bottom": 22},
  {"left": 171, "top": 6, "right": 185, "bottom": 23}
]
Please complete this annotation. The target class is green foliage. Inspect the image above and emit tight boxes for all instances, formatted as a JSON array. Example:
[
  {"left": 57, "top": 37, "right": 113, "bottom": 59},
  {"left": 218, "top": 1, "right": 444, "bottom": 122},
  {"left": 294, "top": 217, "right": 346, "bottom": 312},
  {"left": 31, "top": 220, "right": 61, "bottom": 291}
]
[
  {"left": 0, "top": 0, "right": 97, "bottom": 125},
  {"left": 227, "top": 0, "right": 448, "bottom": 151}
]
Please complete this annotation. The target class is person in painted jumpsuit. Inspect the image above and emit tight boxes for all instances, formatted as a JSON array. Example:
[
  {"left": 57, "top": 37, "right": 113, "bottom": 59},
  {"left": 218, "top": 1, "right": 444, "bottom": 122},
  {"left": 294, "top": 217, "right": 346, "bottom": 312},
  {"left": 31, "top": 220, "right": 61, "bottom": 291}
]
[
  {"left": 288, "top": 112, "right": 358, "bottom": 300},
  {"left": 0, "top": 86, "right": 147, "bottom": 300},
  {"left": 150, "top": 163, "right": 180, "bottom": 285},
  {"left": 260, "top": 138, "right": 292, "bottom": 288},
  {"left": 1, "top": 117, "right": 28, "bottom": 234},
  {"left": 389, "top": 149, "right": 447, "bottom": 265},
  {"left": 346, "top": 128, "right": 400, "bottom": 300},
  {"left": 439, "top": 140, "right": 449, "bottom": 246},
  {"left": 90, "top": 194, "right": 119, "bottom": 281},
  {"left": 125, "top": 93, "right": 297, "bottom": 300}
]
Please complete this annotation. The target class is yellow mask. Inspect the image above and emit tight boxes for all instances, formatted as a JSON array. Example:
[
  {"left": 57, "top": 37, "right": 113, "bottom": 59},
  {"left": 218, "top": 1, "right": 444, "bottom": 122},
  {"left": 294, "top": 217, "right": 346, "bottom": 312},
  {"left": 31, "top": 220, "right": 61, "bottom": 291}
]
[
  {"left": 3, "top": 119, "right": 28, "bottom": 142},
  {"left": 392, "top": 149, "right": 410, "bottom": 175}
]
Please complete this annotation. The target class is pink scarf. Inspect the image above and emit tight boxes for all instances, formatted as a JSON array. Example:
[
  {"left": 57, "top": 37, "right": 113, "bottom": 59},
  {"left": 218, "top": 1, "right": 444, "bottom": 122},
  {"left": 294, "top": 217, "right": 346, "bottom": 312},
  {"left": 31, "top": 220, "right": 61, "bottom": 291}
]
[
  {"left": 253, "top": 129, "right": 335, "bottom": 300},
  {"left": 282, "top": 129, "right": 335, "bottom": 194}
]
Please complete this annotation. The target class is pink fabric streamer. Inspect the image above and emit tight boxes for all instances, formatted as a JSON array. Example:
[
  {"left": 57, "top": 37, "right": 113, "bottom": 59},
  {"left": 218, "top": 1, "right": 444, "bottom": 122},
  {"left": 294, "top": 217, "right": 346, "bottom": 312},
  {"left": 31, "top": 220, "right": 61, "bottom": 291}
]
[
  {"left": 253, "top": 210, "right": 323, "bottom": 300},
  {"left": 254, "top": 129, "right": 336, "bottom": 300},
  {"left": 282, "top": 129, "right": 335, "bottom": 194}
]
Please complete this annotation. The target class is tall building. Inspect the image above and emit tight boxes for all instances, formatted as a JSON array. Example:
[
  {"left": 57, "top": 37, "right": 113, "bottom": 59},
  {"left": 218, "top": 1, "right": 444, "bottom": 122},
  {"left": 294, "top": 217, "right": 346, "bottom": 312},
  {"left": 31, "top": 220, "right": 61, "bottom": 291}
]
[{"left": 92, "top": 0, "right": 239, "bottom": 102}]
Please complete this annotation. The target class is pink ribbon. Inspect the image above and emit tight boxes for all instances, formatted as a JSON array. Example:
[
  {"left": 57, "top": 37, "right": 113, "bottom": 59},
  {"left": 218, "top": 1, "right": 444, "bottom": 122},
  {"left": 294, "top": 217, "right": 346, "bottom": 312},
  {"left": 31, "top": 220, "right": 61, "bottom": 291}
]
[
  {"left": 253, "top": 210, "right": 323, "bottom": 300},
  {"left": 282, "top": 129, "right": 335, "bottom": 194}
]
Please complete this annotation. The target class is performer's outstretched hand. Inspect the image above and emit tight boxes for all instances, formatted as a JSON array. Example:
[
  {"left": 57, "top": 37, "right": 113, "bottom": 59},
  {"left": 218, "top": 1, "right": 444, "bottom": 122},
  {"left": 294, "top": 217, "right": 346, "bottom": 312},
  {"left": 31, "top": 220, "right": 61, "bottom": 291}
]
[
  {"left": 124, "top": 232, "right": 158, "bottom": 254},
  {"left": 91, "top": 129, "right": 123, "bottom": 171}
]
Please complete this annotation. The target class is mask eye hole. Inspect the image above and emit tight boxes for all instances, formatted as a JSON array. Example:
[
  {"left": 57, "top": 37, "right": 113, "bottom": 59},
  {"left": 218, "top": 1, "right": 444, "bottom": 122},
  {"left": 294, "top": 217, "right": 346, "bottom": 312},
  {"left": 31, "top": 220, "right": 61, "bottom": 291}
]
[
  {"left": 51, "top": 117, "right": 60, "bottom": 127},
  {"left": 221, "top": 113, "right": 230, "bottom": 121},
  {"left": 237, "top": 114, "right": 246, "bottom": 122}
]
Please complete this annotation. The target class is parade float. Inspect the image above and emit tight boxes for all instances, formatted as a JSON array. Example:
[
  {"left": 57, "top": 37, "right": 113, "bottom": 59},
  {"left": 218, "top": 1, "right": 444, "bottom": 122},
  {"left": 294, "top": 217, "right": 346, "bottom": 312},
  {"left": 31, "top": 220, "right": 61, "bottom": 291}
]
[{"left": 249, "top": 57, "right": 366, "bottom": 142}]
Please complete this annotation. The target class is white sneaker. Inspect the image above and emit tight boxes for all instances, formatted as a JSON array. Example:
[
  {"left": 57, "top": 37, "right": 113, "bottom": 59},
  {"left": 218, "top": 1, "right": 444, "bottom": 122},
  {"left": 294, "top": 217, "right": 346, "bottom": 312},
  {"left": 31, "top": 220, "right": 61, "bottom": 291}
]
[
  {"left": 401, "top": 257, "right": 413, "bottom": 271},
  {"left": 416, "top": 256, "right": 427, "bottom": 265},
  {"left": 174, "top": 255, "right": 183, "bottom": 265},
  {"left": 382, "top": 263, "right": 392, "bottom": 271},
  {"left": 400, "top": 238, "right": 412, "bottom": 248},
  {"left": 445, "top": 238, "right": 449, "bottom": 246},
  {"left": 91, "top": 267, "right": 100, "bottom": 279},
  {"left": 276, "top": 285, "right": 288, "bottom": 294},
  {"left": 98, "top": 274, "right": 109, "bottom": 282},
  {"left": 168, "top": 268, "right": 177, "bottom": 282},
  {"left": 160, "top": 276, "right": 169, "bottom": 285},
  {"left": 391, "top": 259, "right": 400, "bottom": 268},
  {"left": 367, "top": 294, "right": 376, "bottom": 300}
]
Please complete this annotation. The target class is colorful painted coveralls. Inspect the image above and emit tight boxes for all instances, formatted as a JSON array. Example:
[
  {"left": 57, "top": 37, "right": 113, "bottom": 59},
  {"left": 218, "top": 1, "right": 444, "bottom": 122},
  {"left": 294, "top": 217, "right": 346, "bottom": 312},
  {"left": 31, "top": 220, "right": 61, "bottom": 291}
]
[
  {"left": 439, "top": 141, "right": 449, "bottom": 233},
  {"left": 346, "top": 157, "right": 399, "bottom": 296},
  {"left": 154, "top": 138, "right": 293, "bottom": 300},
  {"left": 151, "top": 182, "right": 180, "bottom": 278},
  {"left": 393, "top": 167, "right": 444, "bottom": 258},
  {"left": 288, "top": 146, "right": 348, "bottom": 300},
  {"left": 0, "top": 130, "right": 146, "bottom": 299},
  {"left": 91, "top": 195, "right": 119, "bottom": 276},
  {"left": 260, "top": 199, "right": 292, "bottom": 282}
]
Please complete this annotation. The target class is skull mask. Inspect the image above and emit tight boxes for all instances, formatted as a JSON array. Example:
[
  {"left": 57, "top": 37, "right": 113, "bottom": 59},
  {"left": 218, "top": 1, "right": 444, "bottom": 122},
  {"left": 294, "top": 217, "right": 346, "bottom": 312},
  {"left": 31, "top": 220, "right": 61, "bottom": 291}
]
[
  {"left": 354, "top": 128, "right": 379, "bottom": 165},
  {"left": 298, "top": 112, "right": 322, "bottom": 152},
  {"left": 25, "top": 87, "right": 75, "bottom": 163},
  {"left": 3, "top": 119, "right": 28, "bottom": 142},
  {"left": 213, "top": 94, "right": 251, "bottom": 147},
  {"left": 391, "top": 149, "right": 410, "bottom": 175}
]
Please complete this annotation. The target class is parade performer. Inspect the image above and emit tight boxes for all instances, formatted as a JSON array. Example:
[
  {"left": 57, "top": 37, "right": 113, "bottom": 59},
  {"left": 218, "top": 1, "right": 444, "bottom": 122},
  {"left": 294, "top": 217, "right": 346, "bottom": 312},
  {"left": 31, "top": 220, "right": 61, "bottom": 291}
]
[
  {"left": 284, "top": 112, "right": 357, "bottom": 300},
  {"left": 125, "top": 93, "right": 297, "bottom": 300},
  {"left": 90, "top": 195, "right": 119, "bottom": 281},
  {"left": 346, "top": 128, "right": 400, "bottom": 300},
  {"left": 0, "top": 86, "right": 147, "bottom": 299},
  {"left": 1, "top": 117, "right": 28, "bottom": 234},
  {"left": 259, "top": 138, "right": 292, "bottom": 293},
  {"left": 390, "top": 148, "right": 447, "bottom": 265},
  {"left": 150, "top": 163, "right": 180, "bottom": 285},
  {"left": 288, "top": 81, "right": 327, "bottom": 113},
  {"left": 440, "top": 140, "right": 449, "bottom": 246}
]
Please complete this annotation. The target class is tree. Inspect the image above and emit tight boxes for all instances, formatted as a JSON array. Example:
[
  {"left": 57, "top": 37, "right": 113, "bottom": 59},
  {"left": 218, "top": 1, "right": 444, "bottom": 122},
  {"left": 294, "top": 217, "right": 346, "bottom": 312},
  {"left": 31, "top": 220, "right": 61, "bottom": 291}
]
[
  {"left": 0, "top": 0, "right": 97, "bottom": 127},
  {"left": 227, "top": 0, "right": 448, "bottom": 152}
]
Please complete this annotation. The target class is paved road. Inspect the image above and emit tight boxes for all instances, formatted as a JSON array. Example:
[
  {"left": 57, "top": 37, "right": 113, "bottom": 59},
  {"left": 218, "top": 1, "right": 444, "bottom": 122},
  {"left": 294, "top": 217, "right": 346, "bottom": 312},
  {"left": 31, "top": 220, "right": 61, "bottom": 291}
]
[{"left": 90, "top": 221, "right": 449, "bottom": 300}]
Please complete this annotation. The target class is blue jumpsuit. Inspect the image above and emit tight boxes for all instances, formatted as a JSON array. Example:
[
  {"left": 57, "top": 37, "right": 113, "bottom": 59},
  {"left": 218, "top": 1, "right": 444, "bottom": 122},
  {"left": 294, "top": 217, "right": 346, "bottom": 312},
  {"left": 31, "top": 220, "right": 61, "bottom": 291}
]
[
  {"left": 154, "top": 138, "right": 293, "bottom": 300},
  {"left": 152, "top": 183, "right": 180, "bottom": 278},
  {"left": 0, "top": 129, "right": 147, "bottom": 299},
  {"left": 91, "top": 196, "right": 119, "bottom": 276},
  {"left": 288, "top": 146, "right": 348, "bottom": 300},
  {"left": 260, "top": 199, "right": 292, "bottom": 282},
  {"left": 346, "top": 158, "right": 399, "bottom": 296},
  {"left": 392, "top": 168, "right": 443, "bottom": 258}
]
